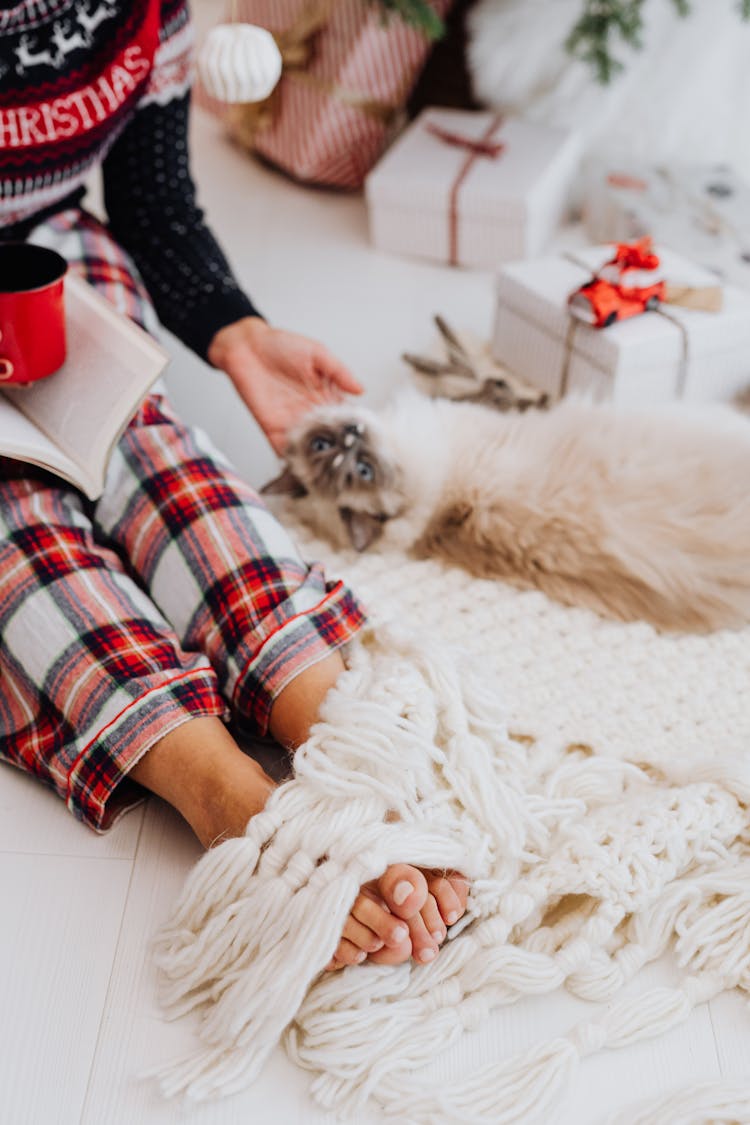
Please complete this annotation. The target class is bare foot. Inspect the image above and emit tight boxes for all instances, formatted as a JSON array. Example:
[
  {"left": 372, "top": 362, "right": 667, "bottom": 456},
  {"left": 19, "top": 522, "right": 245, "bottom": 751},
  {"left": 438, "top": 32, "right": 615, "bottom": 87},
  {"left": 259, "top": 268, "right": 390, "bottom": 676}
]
[
  {"left": 326, "top": 864, "right": 469, "bottom": 971},
  {"left": 264, "top": 656, "right": 471, "bottom": 971},
  {"left": 130, "top": 716, "right": 470, "bottom": 975}
]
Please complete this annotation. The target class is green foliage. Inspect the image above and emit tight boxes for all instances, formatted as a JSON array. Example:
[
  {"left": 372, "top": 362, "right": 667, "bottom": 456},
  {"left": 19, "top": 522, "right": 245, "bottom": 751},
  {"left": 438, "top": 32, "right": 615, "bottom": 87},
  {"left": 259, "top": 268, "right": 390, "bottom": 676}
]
[
  {"left": 375, "top": 0, "right": 445, "bottom": 40},
  {"left": 566, "top": 0, "right": 750, "bottom": 83}
]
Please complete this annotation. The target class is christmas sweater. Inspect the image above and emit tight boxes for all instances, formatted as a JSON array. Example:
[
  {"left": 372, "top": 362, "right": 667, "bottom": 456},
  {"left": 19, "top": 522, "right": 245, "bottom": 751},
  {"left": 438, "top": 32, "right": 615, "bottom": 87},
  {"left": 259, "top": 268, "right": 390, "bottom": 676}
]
[{"left": 0, "top": 0, "right": 259, "bottom": 357}]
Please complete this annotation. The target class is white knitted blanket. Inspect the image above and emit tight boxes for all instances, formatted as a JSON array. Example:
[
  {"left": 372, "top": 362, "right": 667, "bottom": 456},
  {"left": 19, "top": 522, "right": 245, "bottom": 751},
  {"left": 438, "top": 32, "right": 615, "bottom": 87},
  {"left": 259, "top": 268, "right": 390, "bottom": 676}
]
[{"left": 155, "top": 527, "right": 750, "bottom": 1123}]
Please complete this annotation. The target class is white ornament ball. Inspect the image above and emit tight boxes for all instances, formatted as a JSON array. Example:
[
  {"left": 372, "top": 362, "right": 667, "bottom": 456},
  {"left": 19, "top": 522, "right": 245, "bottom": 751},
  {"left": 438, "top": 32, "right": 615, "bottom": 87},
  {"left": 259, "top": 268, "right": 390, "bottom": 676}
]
[{"left": 197, "top": 24, "right": 283, "bottom": 104}]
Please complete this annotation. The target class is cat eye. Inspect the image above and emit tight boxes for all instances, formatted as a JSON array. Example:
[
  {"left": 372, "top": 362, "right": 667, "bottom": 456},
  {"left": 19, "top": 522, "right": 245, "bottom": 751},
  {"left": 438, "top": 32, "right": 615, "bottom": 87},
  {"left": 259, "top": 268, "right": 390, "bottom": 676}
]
[
  {"left": 356, "top": 459, "right": 374, "bottom": 482},
  {"left": 310, "top": 435, "right": 334, "bottom": 453}
]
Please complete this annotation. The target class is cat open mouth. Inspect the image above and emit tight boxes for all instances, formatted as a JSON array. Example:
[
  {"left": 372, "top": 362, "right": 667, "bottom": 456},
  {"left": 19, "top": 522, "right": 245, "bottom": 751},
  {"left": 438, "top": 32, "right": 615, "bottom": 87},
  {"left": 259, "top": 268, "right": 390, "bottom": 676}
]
[{"left": 262, "top": 407, "right": 405, "bottom": 551}]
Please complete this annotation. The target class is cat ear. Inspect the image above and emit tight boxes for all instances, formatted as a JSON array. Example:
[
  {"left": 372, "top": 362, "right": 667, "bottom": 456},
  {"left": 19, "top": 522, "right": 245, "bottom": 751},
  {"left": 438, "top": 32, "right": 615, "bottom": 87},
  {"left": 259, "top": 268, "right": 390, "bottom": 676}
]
[
  {"left": 339, "top": 507, "right": 384, "bottom": 552},
  {"left": 261, "top": 466, "right": 308, "bottom": 498}
]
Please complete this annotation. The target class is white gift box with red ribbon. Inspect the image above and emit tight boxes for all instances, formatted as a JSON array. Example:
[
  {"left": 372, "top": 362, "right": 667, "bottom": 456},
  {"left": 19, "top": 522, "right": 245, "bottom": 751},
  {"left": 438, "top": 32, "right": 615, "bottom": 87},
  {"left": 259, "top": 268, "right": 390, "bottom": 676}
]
[
  {"left": 491, "top": 245, "right": 750, "bottom": 404},
  {"left": 364, "top": 108, "right": 581, "bottom": 269}
]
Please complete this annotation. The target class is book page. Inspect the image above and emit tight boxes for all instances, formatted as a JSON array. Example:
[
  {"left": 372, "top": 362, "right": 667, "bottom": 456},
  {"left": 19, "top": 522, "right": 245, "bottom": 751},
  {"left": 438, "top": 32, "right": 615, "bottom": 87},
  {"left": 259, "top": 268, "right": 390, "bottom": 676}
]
[
  {"left": 0, "top": 393, "right": 97, "bottom": 497},
  {"left": 2, "top": 274, "right": 169, "bottom": 496}
]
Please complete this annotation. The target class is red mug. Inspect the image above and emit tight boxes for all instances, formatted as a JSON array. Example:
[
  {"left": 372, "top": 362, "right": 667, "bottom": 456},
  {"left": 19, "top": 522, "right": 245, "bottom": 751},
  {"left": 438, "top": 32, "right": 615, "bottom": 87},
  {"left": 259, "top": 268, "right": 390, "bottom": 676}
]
[{"left": 0, "top": 243, "right": 68, "bottom": 385}]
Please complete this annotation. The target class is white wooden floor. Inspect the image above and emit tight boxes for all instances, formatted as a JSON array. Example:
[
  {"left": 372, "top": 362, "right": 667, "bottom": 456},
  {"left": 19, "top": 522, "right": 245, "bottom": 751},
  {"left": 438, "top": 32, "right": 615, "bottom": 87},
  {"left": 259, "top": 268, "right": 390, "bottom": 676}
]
[{"left": 3, "top": 78, "right": 750, "bottom": 1125}]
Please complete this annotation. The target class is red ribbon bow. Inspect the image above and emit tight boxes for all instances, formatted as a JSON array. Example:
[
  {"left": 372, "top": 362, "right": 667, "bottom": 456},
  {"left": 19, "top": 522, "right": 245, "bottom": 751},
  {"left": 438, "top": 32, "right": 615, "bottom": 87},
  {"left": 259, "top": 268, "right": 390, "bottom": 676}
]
[
  {"left": 610, "top": 237, "right": 661, "bottom": 272},
  {"left": 425, "top": 121, "right": 506, "bottom": 160}
]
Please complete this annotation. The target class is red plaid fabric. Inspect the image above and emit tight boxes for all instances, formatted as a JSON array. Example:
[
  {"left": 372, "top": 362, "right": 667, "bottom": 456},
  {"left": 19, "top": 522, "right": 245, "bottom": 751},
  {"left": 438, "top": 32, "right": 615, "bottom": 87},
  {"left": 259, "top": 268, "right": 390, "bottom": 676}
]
[
  {"left": 27, "top": 207, "right": 158, "bottom": 333},
  {"left": 0, "top": 212, "right": 366, "bottom": 832}
]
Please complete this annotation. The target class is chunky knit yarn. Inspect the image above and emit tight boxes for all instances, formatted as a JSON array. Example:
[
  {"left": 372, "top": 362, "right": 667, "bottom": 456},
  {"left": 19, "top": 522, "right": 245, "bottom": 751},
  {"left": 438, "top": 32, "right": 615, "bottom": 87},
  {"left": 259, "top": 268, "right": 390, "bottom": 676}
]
[{"left": 154, "top": 526, "right": 750, "bottom": 1122}]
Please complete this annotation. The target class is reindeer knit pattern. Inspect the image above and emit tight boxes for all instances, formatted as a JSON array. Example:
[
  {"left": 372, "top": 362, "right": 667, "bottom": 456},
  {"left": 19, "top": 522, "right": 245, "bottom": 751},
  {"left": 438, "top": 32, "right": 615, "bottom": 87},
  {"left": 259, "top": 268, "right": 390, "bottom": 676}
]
[
  {"left": 0, "top": 0, "right": 188, "bottom": 220},
  {"left": 155, "top": 525, "right": 750, "bottom": 1123},
  {"left": 0, "top": 0, "right": 258, "bottom": 357}
]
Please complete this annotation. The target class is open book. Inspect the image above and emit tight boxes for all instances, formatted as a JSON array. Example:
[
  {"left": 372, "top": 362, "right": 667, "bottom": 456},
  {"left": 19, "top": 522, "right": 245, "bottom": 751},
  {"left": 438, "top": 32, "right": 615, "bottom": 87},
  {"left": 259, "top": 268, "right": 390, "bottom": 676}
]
[{"left": 0, "top": 274, "right": 169, "bottom": 500}]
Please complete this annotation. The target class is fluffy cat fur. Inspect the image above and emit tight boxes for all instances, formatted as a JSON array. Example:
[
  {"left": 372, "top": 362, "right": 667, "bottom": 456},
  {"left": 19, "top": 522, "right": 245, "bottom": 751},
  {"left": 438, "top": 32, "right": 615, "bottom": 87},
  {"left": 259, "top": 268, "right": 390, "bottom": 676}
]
[{"left": 264, "top": 393, "right": 750, "bottom": 633}]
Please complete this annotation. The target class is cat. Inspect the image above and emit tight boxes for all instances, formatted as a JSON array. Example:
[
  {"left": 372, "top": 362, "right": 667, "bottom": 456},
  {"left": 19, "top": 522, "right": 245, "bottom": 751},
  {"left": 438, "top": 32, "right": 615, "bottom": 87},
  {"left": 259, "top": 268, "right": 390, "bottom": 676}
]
[{"left": 263, "top": 392, "right": 750, "bottom": 633}]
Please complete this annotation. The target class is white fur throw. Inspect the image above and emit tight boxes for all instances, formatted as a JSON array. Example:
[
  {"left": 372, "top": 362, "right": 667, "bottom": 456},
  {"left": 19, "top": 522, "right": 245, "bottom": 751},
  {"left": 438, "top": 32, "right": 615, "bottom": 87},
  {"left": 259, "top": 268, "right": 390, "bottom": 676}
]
[
  {"left": 467, "top": 0, "right": 750, "bottom": 181},
  {"left": 155, "top": 524, "right": 750, "bottom": 1121}
]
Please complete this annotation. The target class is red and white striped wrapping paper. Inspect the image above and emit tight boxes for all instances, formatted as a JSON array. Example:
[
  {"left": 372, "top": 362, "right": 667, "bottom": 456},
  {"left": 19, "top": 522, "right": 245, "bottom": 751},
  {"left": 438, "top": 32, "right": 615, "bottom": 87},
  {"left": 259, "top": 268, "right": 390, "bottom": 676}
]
[{"left": 195, "top": 0, "right": 451, "bottom": 189}]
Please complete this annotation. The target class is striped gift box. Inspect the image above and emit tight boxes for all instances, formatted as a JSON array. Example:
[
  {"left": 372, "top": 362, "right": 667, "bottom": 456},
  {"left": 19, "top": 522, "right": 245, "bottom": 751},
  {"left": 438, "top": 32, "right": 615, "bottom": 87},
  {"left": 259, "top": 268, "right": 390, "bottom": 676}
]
[{"left": 196, "top": 0, "right": 451, "bottom": 189}]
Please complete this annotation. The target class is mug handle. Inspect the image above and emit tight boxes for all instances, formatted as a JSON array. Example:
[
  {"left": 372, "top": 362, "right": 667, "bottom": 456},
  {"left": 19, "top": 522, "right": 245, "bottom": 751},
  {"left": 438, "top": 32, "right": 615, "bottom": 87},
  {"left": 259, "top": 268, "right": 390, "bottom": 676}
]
[{"left": 0, "top": 329, "right": 14, "bottom": 381}]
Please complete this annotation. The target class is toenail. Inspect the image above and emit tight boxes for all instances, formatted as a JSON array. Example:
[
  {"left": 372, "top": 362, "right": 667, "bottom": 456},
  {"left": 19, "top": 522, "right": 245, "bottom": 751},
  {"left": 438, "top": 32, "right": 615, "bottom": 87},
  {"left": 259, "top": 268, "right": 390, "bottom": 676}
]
[
  {"left": 355, "top": 951, "right": 366, "bottom": 963},
  {"left": 431, "top": 930, "right": 444, "bottom": 943},
  {"left": 393, "top": 881, "right": 413, "bottom": 905},
  {"left": 418, "top": 947, "right": 437, "bottom": 963},
  {"left": 391, "top": 924, "right": 408, "bottom": 943},
  {"left": 446, "top": 911, "right": 459, "bottom": 925}
]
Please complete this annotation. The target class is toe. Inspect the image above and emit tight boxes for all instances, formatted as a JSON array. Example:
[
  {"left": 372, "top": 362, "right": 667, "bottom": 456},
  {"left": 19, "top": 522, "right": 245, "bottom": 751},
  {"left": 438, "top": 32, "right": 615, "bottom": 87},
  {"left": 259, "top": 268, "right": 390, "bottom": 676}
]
[
  {"left": 353, "top": 888, "right": 411, "bottom": 948},
  {"left": 376, "top": 864, "right": 429, "bottom": 921},
  {"left": 368, "top": 934, "right": 412, "bottom": 966},
  {"left": 407, "top": 910, "right": 440, "bottom": 965},
  {"left": 330, "top": 937, "right": 367, "bottom": 968},
  {"left": 341, "top": 915, "right": 384, "bottom": 955},
  {"left": 425, "top": 871, "right": 468, "bottom": 927},
  {"left": 419, "top": 892, "right": 446, "bottom": 946}
]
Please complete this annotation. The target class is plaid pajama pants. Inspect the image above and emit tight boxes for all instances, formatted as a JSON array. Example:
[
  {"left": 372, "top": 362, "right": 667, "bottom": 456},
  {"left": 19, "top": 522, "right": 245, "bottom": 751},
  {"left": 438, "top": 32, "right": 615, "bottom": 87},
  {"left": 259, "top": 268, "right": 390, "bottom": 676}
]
[{"left": 0, "top": 210, "right": 365, "bottom": 832}]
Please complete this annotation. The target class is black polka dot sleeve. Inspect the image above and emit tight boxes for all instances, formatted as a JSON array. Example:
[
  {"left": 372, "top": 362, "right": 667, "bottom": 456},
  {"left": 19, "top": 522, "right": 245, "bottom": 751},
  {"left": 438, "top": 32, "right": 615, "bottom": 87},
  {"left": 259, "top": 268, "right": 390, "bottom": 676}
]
[{"left": 102, "top": 93, "right": 262, "bottom": 360}]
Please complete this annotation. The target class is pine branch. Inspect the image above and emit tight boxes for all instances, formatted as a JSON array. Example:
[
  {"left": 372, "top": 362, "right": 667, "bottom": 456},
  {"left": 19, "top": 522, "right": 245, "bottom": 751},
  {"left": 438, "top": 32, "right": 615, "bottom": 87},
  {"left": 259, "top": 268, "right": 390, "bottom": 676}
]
[
  {"left": 566, "top": 0, "right": 749, "bottom": 84},
  {"left": 565, "top": 0, "right": 645, "bottom": 83},
  {"left": 374, "top": 0, "right": 445, "bottom": 40}
]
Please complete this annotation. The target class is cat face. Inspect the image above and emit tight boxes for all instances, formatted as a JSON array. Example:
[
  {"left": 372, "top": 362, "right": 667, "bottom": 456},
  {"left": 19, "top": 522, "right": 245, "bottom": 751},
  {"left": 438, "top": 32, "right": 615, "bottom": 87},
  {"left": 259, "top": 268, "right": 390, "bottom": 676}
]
[{"left": 262, "top": 406, "right": 406, "bottom": 551}]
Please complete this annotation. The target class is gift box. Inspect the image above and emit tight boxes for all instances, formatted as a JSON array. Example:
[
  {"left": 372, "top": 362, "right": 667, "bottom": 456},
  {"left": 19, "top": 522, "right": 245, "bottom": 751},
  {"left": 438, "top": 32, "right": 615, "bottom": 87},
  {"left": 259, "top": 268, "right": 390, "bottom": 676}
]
[
  {"left": 196, "top": 0, "right": 451, "bottom": 189},
  {"left": 583, "top": 160, "right": 750, "bottom": 291},
  {"left": 491, "top": 245, "right": 750, "bottom": 406},
  {"left": 364, "top": 108, "right": 581, "bottom": 269}
]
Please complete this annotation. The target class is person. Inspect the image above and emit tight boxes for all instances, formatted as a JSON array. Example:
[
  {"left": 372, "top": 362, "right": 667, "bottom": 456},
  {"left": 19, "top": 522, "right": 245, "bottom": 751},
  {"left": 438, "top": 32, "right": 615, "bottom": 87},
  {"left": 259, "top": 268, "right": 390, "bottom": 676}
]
[{"left": 0, "top": 0, "right": 466, "bottom": 970}]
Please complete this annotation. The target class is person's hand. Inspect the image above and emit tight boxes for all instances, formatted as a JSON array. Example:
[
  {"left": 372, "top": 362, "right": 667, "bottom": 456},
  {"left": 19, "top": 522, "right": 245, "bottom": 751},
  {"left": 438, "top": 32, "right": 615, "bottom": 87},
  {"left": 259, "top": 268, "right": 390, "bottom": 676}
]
[{"left": 207, "top": 316, "right": 363, "bottom": 453}]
